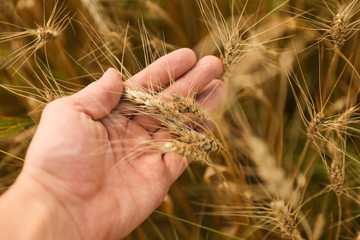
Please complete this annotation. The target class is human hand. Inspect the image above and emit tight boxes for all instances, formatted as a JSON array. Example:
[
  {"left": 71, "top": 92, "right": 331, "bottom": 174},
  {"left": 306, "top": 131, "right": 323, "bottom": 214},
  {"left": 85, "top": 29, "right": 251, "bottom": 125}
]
[{"left": 0, "top": 49, "right": 226, "bottom": 240}]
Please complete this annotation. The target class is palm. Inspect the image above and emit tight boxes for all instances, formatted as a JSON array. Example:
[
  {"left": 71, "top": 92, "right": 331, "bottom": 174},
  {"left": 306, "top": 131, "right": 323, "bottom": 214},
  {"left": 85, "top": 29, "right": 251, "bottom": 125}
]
[
  {"left": 98, "top": 115, "right": 173, "bottom": 236},
  {"left": 78, "top": 113, "right": 174, "bottom": 239},
  {"left": 23, "top": 49, "right": 225, "bottom": 240}
]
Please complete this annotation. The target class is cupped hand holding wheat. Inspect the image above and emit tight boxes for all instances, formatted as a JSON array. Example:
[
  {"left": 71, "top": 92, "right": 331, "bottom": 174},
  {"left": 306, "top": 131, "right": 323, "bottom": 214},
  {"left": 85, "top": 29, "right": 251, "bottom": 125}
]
[{"left": 0, "top": 48, "right": 225, "bottom": 240}]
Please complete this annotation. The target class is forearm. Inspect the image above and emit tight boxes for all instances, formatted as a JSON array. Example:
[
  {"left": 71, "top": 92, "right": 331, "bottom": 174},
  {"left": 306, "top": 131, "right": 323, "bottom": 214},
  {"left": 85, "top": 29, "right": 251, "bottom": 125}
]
[{"left": 0, "top": 174, "right": 81, "bottom": 240}]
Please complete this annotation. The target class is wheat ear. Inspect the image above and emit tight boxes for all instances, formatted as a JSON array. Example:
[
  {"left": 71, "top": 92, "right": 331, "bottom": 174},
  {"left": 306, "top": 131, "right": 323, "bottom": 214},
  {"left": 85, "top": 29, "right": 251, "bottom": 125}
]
[
  {"left": 270, "top": 200, "right": 304, "bottom": 240},
  {"left": 123, "top": 87, "right": 223, "bottom": 164}
]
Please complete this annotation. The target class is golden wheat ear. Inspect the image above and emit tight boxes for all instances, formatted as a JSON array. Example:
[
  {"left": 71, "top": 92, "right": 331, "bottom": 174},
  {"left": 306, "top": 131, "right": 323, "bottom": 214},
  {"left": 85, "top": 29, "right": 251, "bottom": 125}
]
[
  {"left": 122, "top": 86, "right": 224, "bottom": 165},
  {"left": 197, "top": 0, "right": 290, "bottom": 83},
  {"left": 0, "top": 0, "right": 71, "bottom": 71},
  {"left": 298, "top": 0, "right": 360, "bottom": 48}
]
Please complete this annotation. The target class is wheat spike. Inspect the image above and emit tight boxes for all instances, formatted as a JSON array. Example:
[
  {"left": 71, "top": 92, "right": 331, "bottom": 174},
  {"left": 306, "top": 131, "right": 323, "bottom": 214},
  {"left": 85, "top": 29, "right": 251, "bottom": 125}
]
[
  {"left": 166, "top": 123, "right": 223, "bottom": 153},
  {"left": 123, "top": 88, "right": 182, "bottom": 121},
  {"left": 325, "top": 138, "right": 346, "bottom": 197},
  {"left": 123, "top": 87, "right": 222, "bottom": 163},
  {"left": 161, "top": 141, "right": 210, "bottom": 164},
  {"left": 330, "top": 13, "right": 347, "bottom": 47},
  {"left": 270, "top": 200, "right": 304, "bottom": 240},
  {"left": 326, "top": 140, "right": 345, "bottom": 197},
  {"left": 123, "top": 88, "right": 213, "bottom": 127},
  {"left": 329, "top": 162, "right": 344, "bottom": 196},
  {"left": 303, "top": 0, "right": 360, "bottom": 48},
  {"left": 307, "top": 112, "right": 325, "bottom": 141},
  {"left": 0, "top": 1, "right": 70, "bottom": 69},
  {"left": 171, "top": 94, "right": 209, "bottom": 121}
]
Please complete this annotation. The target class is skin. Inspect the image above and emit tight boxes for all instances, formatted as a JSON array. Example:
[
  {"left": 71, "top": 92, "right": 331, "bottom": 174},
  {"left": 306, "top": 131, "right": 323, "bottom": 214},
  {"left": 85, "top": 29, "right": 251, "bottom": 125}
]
[{"left": 0, "top": 48, "right": 226, "bottom": 240}]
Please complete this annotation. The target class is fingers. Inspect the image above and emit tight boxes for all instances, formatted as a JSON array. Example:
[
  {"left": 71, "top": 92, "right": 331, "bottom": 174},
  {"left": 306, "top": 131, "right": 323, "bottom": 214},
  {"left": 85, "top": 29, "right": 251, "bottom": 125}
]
[
  {"left": 72, "top": 68, "right": 124, "bottom": 120},
  {"left": 126, "top": 48, "right": 196, "bottom": 91},
  {"left": 132, "top": 55, "right": 224, "bottom": 132},
  {"left": 163, "top": 152, "right": 189, "bottom": 184},
  {"left": 160, "top": 56, "right": 223, "bottom": 98},
  {"left": 196, "top": 79, "right": 227, "bottom": 112},
  {"left": 193, "top": 79, "right": 227, "bottom": 132}
]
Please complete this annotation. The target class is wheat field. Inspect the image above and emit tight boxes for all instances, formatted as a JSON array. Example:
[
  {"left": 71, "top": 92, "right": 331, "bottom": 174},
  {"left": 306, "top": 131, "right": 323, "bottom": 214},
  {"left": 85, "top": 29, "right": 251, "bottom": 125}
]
[{"left": 1, "top": 0, "right": 360, "bottom": 239}]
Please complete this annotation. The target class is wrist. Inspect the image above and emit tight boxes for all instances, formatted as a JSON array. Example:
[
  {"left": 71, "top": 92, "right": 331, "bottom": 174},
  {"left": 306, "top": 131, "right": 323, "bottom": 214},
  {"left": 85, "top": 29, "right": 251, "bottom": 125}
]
[{"left": 0, "top": 173, "right": 82, "bottom": 240}]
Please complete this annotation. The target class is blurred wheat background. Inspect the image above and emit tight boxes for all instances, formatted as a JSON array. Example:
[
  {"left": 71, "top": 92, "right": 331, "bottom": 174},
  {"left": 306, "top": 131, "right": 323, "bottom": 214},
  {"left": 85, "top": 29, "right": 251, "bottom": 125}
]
[{"left": 1, "top": 0, "right": 360, "bottom": 239}]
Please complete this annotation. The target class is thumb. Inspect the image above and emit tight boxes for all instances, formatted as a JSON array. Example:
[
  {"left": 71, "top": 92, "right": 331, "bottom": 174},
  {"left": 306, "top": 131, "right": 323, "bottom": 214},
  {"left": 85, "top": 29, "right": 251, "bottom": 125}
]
[{"left": 72, "top": 68, "right": 123, "bottom": 119}]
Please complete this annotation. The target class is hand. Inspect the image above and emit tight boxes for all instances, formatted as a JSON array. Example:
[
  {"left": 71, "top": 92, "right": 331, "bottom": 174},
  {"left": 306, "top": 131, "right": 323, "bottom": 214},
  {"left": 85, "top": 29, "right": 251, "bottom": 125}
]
[{"left": 0, "top": 49, "right": 226, "bottom": 240}]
